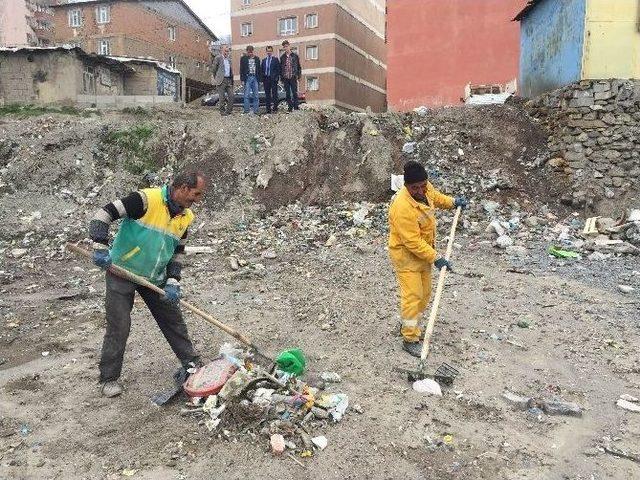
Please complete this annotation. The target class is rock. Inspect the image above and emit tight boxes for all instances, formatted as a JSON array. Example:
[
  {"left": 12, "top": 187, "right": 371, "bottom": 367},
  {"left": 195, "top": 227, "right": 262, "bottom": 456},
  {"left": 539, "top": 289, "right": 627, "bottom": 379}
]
[
  {"left": 495, "top": 235, "right": 513, "bottom": 249},
  {"left": 10, "top": 248, "right": 28, "bottom": 259},
  {"left": 596, "top": 217, "right": 616, "bottom": 232},
  {"left": 228, "top": 256, "right": 239, "bottom": 271},
  {"left": 486, "top": 220, "right": 506, "bottom": 237},
  {"left": 618, "top": 285, "right": 635, "bottom": 294},
  {"left": 517, "top": 319, "right": 530, "bottom": 328},
  {"left": 325, "top": 234, "right": 337, "bottom": 247},
  {"left": 506, "top": 245, "right": 527, "bottom": 256},
  {"left": 312, "top": 435, "right": 328, "bottom": 450},
  {"left": 261, "top": 249, "right": 277, "bottom": 259},
  {"left": 482, "top": 200, "right": 500, "bottom": 216},
  {"left": 270, "top": 434, "right": 286, "bottom": 454},
  {"left": 502, "top": 391, "right": 531, "bottom": 410},
  {"left": 588, "top": 251, "right": 607, "bottom": 261},
  {"left": 544, "top": 400, "right": 582, "bottom": 417},
  {"left": 547, "top": 157, "right": 566, "bottom": 168},
  {"left": 412, "top": 379, "right": 442, "bottom": 396},
  {"left": 402, "top": 142, "right": 417, "bottom": 154},
  {"left": 311, "top": 406, "right": 330, "bottom": 419},
  {"left": 617, "top": 399, "right": 640, "bottom": 413}
]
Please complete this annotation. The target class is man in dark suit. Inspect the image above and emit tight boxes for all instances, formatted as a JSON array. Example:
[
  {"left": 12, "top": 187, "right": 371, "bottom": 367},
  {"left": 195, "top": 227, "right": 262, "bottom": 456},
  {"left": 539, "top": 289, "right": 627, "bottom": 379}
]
[
  {"left": 279, "top": 40, "right": 302, "bottom": 112},
  {"left": 261, "top": 45, "right": 281, "bottom": 114}
]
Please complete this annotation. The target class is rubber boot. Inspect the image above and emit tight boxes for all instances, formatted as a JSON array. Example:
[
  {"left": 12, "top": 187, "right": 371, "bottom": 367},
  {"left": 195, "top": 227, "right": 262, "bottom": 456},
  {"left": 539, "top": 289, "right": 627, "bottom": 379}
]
[{"left": 402, "top": 341, "right": 423, "bottom": 358}]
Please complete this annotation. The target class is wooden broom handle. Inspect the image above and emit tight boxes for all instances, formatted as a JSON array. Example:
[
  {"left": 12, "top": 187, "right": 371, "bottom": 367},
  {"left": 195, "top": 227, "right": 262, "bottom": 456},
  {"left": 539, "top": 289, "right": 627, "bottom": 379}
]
[{"left": 420, "top": 206, "right": 462, "bottom": 362}]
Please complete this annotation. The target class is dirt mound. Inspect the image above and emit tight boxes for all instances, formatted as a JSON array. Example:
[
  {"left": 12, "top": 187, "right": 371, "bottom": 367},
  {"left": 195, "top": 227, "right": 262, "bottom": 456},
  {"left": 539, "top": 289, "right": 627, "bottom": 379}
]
[{"left": 0, "top": 104, "right": 562, "bottom": 247}]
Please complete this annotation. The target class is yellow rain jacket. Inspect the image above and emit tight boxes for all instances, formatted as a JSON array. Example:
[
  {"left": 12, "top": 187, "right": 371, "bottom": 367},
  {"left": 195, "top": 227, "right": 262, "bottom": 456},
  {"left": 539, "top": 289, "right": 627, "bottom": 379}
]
[{"left": 388, "top": 183, "right": 454, "bottom": 271}]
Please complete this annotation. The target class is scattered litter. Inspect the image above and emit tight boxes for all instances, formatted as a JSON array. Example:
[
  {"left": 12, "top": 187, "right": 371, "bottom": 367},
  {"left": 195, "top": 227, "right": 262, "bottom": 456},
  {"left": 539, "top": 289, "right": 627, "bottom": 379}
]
[
  {"left": 275, "top": 349, "right": 306, "bottom": 376},
  {"left": 311, "top": 436, "right": 328, "bottom": 450},
  {"left": 41, "top": 351, "right": 50, "bottom": 357},
  {"left": 320, "top": 372, "right": 342, "bottom": 383},
  {"left": 502, "top": 390, "right": 582, "bottom": 417},
  {"left": 617, "top": 285, "right": 635, "bottom": 294},
  {"left": 121, "top": 469, "right": 138, "bottom": 477},
  {"left": 548, "top": 246, "right": 580, "bottom": 259},
  {"left": 412, "top": 379, "right": 443, "bottom": 396},
  {"left": 617, "top": 398, "right": 640, "bottom": 413},
  {"left": 391, "top": 174, "right": 405, "bottom": 192},
  {"left": 517, "top": 319, "right": 530, "bottom": 328},
  {"left": 270, "top": 434, "right": 286, "bottom": 455},
  {"left": 442, "top": 434, "right": 454, "bottom": 446}
]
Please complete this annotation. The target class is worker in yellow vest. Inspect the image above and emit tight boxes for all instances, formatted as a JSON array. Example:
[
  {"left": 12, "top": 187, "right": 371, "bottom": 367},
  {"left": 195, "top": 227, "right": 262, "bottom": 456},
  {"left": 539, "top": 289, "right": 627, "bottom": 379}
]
[
  {"left": 388, "top": 161, "right": 467, "bottom": 357},
  {"left": 89, "top": 171, "right": 206, "bottom": 397}
]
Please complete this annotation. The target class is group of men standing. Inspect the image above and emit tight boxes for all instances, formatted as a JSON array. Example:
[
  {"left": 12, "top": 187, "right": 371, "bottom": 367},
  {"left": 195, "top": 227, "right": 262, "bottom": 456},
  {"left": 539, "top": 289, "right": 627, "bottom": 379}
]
[{"left": 211, "top": 41, "right": 302, "bottom": 115}]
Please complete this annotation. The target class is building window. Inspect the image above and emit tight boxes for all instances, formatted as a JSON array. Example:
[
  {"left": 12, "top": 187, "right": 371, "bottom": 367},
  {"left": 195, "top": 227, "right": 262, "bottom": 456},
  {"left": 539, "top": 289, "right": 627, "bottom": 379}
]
[
  {"left": 68, "top": 9, "right": 82, "bottom": 27},
  {"left": 306, "top": 45, "right": 318, "bottom": 60},
  {"left": 169, "top": 55, "right": 176, "bottom": 68},
  {"left": 278, "top": 17, "right": 297, "bottom": 36},
  {"left": 241, "top": 22, "right": 252, "bottom": 37},
  {"left": 306, "top": 76, "right": 319, "bottom": 91},
  {"left": 305, "top": 13, "right": 318, "bottom": 29},
  {"left": 242, "top": 0, "right": 251, "bottom": 5},
  {"left": 96, "top": 5, "right": 110, "bottom": 24},
  {"left": 99, "top": 39, "right": 110, "bottom": 55},
  {"left": 168, "top": 26, "right": 176, "bottom": 41}
]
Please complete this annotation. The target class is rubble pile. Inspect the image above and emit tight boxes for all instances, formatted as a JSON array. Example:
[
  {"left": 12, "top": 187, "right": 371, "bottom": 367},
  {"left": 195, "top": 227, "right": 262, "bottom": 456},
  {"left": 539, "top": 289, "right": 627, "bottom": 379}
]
[
  {"left": 180, "top": 344, "right": 350, "bottom": 458},
  {"left": 526, "top": 79, "right": 640, "bottom": 212}
]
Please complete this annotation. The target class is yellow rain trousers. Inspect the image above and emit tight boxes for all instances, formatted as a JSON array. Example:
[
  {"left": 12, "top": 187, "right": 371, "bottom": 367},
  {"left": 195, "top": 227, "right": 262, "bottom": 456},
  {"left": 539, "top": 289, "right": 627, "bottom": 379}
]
[{"left": 388, "top": 184, "right": 454, "bottom": 343}]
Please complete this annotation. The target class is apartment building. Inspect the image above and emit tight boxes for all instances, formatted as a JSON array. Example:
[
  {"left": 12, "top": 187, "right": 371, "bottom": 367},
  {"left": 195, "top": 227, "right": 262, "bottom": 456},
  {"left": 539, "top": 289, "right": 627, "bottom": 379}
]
[
  {"left": 0, "top": 0, "right": 54, "bottom": 47},
  {"left": 51, "top": 0, "right": 217, "bottom": 101},
  {"left": 231, "top": 0, "right": 386, "bottom": 112}
]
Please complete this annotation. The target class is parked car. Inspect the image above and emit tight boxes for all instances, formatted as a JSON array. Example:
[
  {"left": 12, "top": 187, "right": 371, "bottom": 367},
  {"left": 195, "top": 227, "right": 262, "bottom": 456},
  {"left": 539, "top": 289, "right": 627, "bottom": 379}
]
[{"left": 201, "top": 83, "right": 306, "bottom": 109}]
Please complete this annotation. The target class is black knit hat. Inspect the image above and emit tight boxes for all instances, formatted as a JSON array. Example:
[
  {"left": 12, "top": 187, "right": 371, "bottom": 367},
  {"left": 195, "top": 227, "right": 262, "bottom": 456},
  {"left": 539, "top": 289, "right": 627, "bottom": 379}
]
[{"left": 403, "top": 161, "right": 428, "bottom": 184}]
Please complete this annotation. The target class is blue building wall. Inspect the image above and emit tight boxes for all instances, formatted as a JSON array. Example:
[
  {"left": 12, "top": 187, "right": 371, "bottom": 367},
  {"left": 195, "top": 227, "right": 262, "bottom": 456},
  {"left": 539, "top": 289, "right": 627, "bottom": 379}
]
[{"left": 519, "top": 0, "right": 587, "bottom": 98}]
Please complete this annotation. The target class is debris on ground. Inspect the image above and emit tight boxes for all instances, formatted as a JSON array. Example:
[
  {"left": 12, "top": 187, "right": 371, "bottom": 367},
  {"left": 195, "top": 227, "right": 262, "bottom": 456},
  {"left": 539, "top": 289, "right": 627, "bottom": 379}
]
[{"left": 178, "top": 345, "right": 349, "bottom": 459}]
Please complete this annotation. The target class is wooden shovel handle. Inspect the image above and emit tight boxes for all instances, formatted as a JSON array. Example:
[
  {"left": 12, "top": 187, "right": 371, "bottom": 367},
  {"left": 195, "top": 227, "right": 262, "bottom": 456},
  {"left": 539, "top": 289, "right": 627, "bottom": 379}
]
[
  {"left": 420, "top": 207, "right": 462, "bottom": 361},
  {"left": 65, "top": 243, "right": 258, "bottom": 350}
]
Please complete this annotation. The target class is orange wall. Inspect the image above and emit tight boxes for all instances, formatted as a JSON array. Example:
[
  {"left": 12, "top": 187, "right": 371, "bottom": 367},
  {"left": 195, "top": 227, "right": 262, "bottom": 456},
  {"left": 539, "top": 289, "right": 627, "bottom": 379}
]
[{"left": 387, "top": 0, "right": 526, "bottom": 110}]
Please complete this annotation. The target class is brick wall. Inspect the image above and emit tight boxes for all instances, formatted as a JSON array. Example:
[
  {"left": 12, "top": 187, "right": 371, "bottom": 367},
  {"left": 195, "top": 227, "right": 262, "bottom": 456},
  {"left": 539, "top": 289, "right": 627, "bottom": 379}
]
[{"left": 53, "top": 1, "right": 213, "bottom": 84}]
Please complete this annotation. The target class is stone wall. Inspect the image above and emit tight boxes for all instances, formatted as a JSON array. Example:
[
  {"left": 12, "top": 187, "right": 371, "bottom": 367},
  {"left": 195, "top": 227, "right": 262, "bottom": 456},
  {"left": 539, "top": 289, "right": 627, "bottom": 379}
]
[{"left": 526, "top": 79, "right": 640, "bottom": 214}]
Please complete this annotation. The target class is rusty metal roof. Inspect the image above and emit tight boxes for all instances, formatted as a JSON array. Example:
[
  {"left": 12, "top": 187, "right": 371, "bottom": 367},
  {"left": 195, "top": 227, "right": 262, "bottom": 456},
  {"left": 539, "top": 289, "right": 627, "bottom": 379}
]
[{"left": 513, "top": 0, "right": 544, "bottom": 21}]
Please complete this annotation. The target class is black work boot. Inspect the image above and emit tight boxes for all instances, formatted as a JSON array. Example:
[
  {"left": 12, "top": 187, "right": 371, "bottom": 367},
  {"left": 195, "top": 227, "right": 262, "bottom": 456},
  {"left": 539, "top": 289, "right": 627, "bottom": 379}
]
[{"left": 402, "top": 341, "right": 423, "bottom": 358}]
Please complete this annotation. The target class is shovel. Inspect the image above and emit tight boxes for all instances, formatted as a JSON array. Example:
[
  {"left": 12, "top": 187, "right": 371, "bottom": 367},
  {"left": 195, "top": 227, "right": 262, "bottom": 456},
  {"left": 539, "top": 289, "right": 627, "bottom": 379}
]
[
  {"left": 65, "top": 243, "right": 275, "bottom": 366},
  {"left": 399, "top": 207, "right": 462, "bottom": 386}
]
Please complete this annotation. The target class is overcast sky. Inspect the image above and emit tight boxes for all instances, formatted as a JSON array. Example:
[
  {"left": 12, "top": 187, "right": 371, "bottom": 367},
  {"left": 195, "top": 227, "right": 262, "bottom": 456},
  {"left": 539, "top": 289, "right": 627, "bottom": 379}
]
[{"left": 186, "top": 0, "right": 231, "bottom": 39}]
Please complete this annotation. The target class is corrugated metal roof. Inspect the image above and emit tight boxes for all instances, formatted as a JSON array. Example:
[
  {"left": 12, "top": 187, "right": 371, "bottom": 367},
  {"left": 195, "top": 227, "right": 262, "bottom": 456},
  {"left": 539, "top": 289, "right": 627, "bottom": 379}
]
[
  {"left": 51, "top": 0, "right": 217, "bottom": 40},
  {"left": 107, "top": 55, "right": 181, "bottom": 74},
  {"left": 513, "top": 0, "right": 544, "bottom": 21}
]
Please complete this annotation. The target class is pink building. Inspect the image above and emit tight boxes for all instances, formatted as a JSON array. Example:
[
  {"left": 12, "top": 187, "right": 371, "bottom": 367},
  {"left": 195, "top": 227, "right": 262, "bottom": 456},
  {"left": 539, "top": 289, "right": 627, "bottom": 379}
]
[
  {"left": 387, "top": 0, "right": 527, "bottom": 110},
  {"left": 0, "top": 0, "right": 54, "bottom": 47}
]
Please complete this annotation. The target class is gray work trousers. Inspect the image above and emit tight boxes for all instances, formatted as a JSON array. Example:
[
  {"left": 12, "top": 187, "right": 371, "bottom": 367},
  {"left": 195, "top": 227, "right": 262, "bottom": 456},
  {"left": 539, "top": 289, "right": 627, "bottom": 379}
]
[
  {"left": 99, "top": 271, "right": 199, "bottom": 382},
  {"left": 217, "top": 77, "right": 234, "bottom": 114}
]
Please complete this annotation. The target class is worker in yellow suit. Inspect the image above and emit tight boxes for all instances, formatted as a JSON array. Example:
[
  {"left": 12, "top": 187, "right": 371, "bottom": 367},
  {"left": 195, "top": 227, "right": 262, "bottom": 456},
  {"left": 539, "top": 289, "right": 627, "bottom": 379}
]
[{"left": 388, "top": 161, "right": 467, "bottom": 357}]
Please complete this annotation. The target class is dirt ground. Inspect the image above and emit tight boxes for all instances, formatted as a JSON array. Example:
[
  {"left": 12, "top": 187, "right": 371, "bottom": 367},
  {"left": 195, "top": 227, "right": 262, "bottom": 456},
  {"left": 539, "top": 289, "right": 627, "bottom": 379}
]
[{"left": 1, "top": 107, "right": 639, "bottom": 479}]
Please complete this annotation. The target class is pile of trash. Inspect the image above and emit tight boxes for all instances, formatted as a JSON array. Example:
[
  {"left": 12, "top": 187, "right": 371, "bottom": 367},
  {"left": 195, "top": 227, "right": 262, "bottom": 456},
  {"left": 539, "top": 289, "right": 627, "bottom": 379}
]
[{"left": 178, "top": 344, "right": 351, "bottom": 458}]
